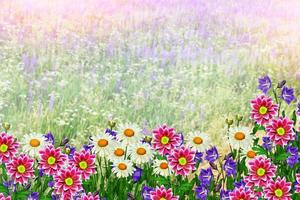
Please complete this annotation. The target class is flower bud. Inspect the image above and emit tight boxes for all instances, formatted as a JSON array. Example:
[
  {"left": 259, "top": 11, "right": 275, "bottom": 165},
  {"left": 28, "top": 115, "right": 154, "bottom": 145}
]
[
  {"left": 225, "top": 119, "right": 233, "bottom": 126},
  {"left": 60, "top": 138, "right": 69, "bottom": 146},
  {"left": 108, "top": 120, "right": 116, "bottom": 129},
  {"left": 144, "top": 136, "right": 152, "bottom": 143},
  {"left": 277, "top": 80, "right": 286, "bottom": 88},
  {"left": 2, "top": 122, "right": 11, "bottom": 132},
  {"left": 209, "top": 162, "right": 218, "bottom": 170}
]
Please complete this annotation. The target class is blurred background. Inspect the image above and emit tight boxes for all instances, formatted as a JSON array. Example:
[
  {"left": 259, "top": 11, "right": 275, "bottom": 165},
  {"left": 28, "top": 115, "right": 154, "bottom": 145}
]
[{"left": 0, "top": 0, "right": 299, "bottom": 148}]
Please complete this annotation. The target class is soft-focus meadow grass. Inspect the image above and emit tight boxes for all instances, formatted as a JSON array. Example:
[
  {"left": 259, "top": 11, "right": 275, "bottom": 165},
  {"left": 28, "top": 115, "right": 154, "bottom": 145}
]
[{"left": 0, "top": 0, "right": 299, "bottom": 149}]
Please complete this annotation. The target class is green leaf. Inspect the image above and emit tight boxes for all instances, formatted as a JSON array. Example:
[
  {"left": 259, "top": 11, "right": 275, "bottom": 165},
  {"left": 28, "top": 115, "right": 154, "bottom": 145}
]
[
  {"left": 14, "top": 191, "right": 30, "bottom": 199},
  {"left": 275, "top": 152, "right": 289, "bottom": 161},
  {"left": 292, "top": 110, "right": 297, "bottom": 125},
  {"left": 0, "top": 185, "right": 8, "bottom": 195},
  {"left": 252, "top": 146, "right": 267, "bottom": 156}
]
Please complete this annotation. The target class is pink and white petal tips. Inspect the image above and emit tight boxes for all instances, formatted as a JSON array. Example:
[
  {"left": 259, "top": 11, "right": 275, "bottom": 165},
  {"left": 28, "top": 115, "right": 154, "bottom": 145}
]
[
  {"left": 150, "top": 186, "right": 179, "bottom": 200},
  {"left": 80, "top": 192, "right": 100, "bottom": 200},
  {"left": 229, "top": 187, "right": 258, "bottom": 200},
  {"left": 264, "top": 177, "right": 292, "bottom": 200},
  {"left": 39, "top": 145, "right": 67, "bottom": 176},
  {"left": 266, "top": 117, "right": 295, "bottom": 146},
  {"left": 151, "top": 125, "right": 182, "bottom": 156},
  {"left": 250, "top": 95, "right": 278, "bottom": 126},
  {"left": 0, "top": 193, "right": 11, "bottom": 200},
  {"left": 245, "top": 156, "right": 276, "bottom": 188},
  {"left": 167, "top": 146, "right": 196, "bottom": 176},
  {"left": 296, "top": 174, "right": 300, "bottom": 193},
  {"left": 5, "top": 154, "right": 34, "bottom": 184},
  {"left": 53, "top": 166, "right": 82, "bottom": 200},
  {"left": 0, "top": 132, "right": 19, "bottom": 163},
  {"left": 70, "top": 150, "right": 96, "bottom": 180}
]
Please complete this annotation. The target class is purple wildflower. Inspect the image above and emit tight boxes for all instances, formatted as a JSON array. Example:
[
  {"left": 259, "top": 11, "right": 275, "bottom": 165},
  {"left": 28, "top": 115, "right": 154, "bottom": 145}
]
[
  {"left": 26, "top": 192, "right": 39, "bottom": 200},
  {"left": 286, "top": 146, "right": 299, "bottom": 167},
  {"left": 297, "top": 103, "right": 300, "bottom": 116},
  {"left": 132, "top": 167, "right": 142, "bottom": 183},
  {"left": 223, "top": 157, "right": 236, "bottom": 177},
  {"left": 44, "top": 132, "right": 55, "bottom": 145},
  {"left": 48, "top": 181, "right": 55, "bottom": 187},
  {"left": 141, "top": 186, "right": 154, "bottom": 200},
  {"left": 205, "top": 146, "right": 219, "bottom": 162},
  {"left": 198, "top": 168, "right": 213, "bottom": 187},
  {"left": 195, "top": 151, "right": 203, "bottom": 163},
  {"left": 234, "top": 180, "right": 245, "bottom": 188},
  {"left": 195, "top": 185, "right": 208, "bottom": 200},
  {"left": 258, "top": 75, "right": 272, "bottom": 94},
  {"left": 64, "top": 145, "right": 76, "bottom": 159},
  {"left": 281, "top": 86, "right": 295, "bottom": 104},
  {"left": 105, "top": 128, "right": 117, "bottom": 139},
  {"left": 262, "top": 136, "right": 272, "bottom": 151},
  {"left": 38, "top": 169, "right": 44, "bottom": 177},
  {"left": 220, "top": 189, "right": 230, "bottom": 200},
  {"left": 83, "top": 143, "right": 94, "bottom": 152}
]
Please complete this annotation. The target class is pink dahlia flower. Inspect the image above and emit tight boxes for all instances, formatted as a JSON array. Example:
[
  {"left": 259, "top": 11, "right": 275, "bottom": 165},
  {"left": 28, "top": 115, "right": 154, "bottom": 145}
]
[
  {"left": 245, "top": 156, "right": 276, "bottom": 188},
  {"left": 152, "top": 125, "right": 181, "bottom": 155},
  {"left": 250, "top": 95, "right": 278, "bottom": 125},
  {"left": 229, "top": 187, "right": 257, "bottom": 200},
  {"left": 39, "top": 145, "right": 67, "bottom": 176},
  {"left": 266, "top": 117, "right": 294, "bottom": 146},
  {"left": 6, "top": 154, "right": 34, "bottom": 184},
  {"left": 0, "top": 193, "right": 11, "bottom": 200},
  {"left": 296, "top": 174, "right": 300, "bottom": 193},
  {"left": 168, "top": 146, "right": 195, "bottom": 176},
  {"left": 80, "top": 192, "right": 100, "bottom": 200},
  {"left": 70, "top": 150, "right": 96, "bottom": 180},
  {"left": 150, "top": 186, "right": 179, "bottom": 200},
  {"left": 53, "top": 166, "right": 82, "bottom": 200},
  {"left": 264, "top": 177, "right": 292, "bottom": 200},
  {"left": 0, "top": 132, "right": 19, "bottom": 163}
]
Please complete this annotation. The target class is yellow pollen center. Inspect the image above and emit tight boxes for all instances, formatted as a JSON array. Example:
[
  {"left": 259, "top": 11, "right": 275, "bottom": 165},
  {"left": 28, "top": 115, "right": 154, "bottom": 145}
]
[
  {"left": 275, "top": 189, "right": 283, "bottom": 197},
  {"left": 65, "top": 177, "right": 73, "bottom": 186},
  {"left": 247, "top": 150, "right": 256, "bottom": 158},
  {"left": 17, "top": 165, "right": 26, "bottom": 174},
  {"left": 276, "top": 127, "right": 285, "bottom": 136},
  {"left": 118, "top": 163, "right": 127, "bottom": 170},
  {"left": 79, "top": 161, "right": 88, "bottom": 170},
  {"left": 98, "top": 139, "right": 108, "bottom": 147},
  {"left": 193, "top": 137, "right": 203, "bottom": 144},
  {"left": 47, "top": 156, "right": 56, "bottom": 165},
  {"left": 234, "top": 132, "right": 246, "bottom": 140},
  {"left": 160, "top": 162, "right": 168, "bottom": 169},
  {"left": 29, "top": 139, "right": 40, "bottom": 147},
  {"left": 0, "top": 144, "right": 8, "bottom": 153},
  {"left": 114, "top": 148, "right": 125, "bottom": 157},
  {"left": 178, "top": 157, "right": 187, "bottom": 166},
  {"left": 136, "top": 147, "right": 146, "bottom": 155},
  {"left": 161, "top": 136, "right": 169, "bottom": 145},
  {"left": 257, "top": 168, "right": 266, "bottom": 176},
  {"left": 124, "top": 128, "right": 135, "bottom": 137},
  {"left": 259, "top": 106, "right": 268, "bottom": 115},
  {"left": 160, "top": 198, "right": 166, "bottom": 200}
]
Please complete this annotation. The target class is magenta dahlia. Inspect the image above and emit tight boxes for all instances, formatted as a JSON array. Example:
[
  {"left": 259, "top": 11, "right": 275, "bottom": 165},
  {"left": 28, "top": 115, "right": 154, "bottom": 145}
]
[
  {"left": 264, "top": 177, "right": 292, "bottom": 200},
  {"left": 39, "top": 145, "right": 67, "bottom": 176},
  {"left": 167, "top": 146, "right": 195, "bottom": 176},
  {"left": 53, "top": 166, "right": 82, "bottom": 200},
  {"left": 245, "top": 156, "right": 276, "bottom": 188},
  {"left": 229, "top": 187, "right": 257, "bottom": 200},
  {"left": 80, "top": 192, "right": 100, "bottom": 200},
  {"left": 266, "top": 117, "right": 294, "bottom": 146},
  {"left": 152, "top": 125, "right": 181, "bottom": 155},
  {"left": 250, "top": 95, "right": 278, "bottom": 125},
  {"left": 6, "top": 154, "right": 34, "bottom": 184},
  {"left": 150, "top": 186, "right": 179, "bottom": 200},
  {"left": 70, "top": 150, "right": 96, "bottom": 180},
  {"left": 0, "top": 193, "right": 11, "bottom": 200},
  {"left": 296, "top": 174, "right": 300, "bottom": 193},
  {"left": 0, "top": 132, "right": 19, "bottom": 163}
]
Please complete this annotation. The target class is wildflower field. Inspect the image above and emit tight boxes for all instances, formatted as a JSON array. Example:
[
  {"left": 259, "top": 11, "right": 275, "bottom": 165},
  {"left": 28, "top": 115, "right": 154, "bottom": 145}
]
[{"left": 0, "top": 0, "right": 300, "bottom": 199}]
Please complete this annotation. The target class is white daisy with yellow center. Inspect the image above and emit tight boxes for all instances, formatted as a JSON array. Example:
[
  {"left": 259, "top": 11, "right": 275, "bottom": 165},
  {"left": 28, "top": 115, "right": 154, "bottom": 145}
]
[
  {"left": 91, "top": 133, "right": 114, "bottom": 157},
  {"left": 21, "top": 133, "right": 51, "bottom": 157},
  {"left": 241, "top": 145, "right": 257, "bottom": 162},
  {"left": 128, "top": 143, "right": 153, "bottom": 165},
  {"left": 112, "top": 159, "right": 134, "bottom": 178},
  {"left": 153, "top": 159, "right": 171, "bottom": 177},
  {"left": 186, "top": 132, "right": 211, "bottom": 152},
  {"left": 108, "top": 142, "right": 128, "bottom": 162},
  {"left": 116, "top": 123, "right": 143, "bottom": 146},
  {"left": 228, "top": 127, "right": 253, "bottom": 150}
]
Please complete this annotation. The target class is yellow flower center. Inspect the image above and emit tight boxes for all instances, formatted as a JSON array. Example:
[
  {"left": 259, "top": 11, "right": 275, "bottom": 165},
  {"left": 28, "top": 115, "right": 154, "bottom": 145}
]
[
  {"left": 178, "top": 157, "right": 187, "bottom": 166},
  {"left": 17, "top": 165, "right": 26, "bottom": 174},
  {"left": 193, "top": 137, "right": 203, "bottom": 145},
  {"left": 259, "top": 106, "right": 268, "bottom": 115},
  {"left": 160, "top": 198, "right": 166, "bottom": 200},
  {"left": 124, "top": 128, "right": 135, "bottom": 137},
  {"left": 234, "top": 132, "right": 246, "bottom": 141},
  {"left": 274, "top": 189, "right": 283, "bottom": 197},
  {"left": 0, "top": 144, "right": 8, "bottom": 153},
  {"left": 118, "top": 163, "right": 127, "bottom": 170},
  {"left": 161, "top": 136, "right": 169, "bottom": 145},
  {"left": 79, "top": 161, "right": 88, "bottom": 170},
  {"left": 160, "top": 162, "right": 168, "bottom": 169},
  {"left": 114, "top": 148, "right": 125, "bottom": 157},
  {"left": 29, "top": 139, "right": 40, "bottom": 147},
  {"left": 98, "top": 139, "right": 108, "bottom": 147},
  {"left": 136, "top": 147, "right": 146, "bottom": 155},
  {"left": 247, "top": 150, "right": 256, "bottom": 158},
  {"left": 65, "top": 177, "right": 73, "bottom": 186},
  {"left": 276, "top": 127, "right": 285, "bottom": 136},
  {"left": 257, "top": 168, "right": 266, "bottom": 177},
  {"left": 47, "top": 156, "right": 56, "bottom": 165}
]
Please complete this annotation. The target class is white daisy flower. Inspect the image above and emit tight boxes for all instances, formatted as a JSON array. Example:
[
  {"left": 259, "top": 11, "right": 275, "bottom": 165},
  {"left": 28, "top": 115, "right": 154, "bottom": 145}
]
[
  {"left": 228, "top": 126, "right": 253, "bottom": 150},
  {"left": 241, "top": 145, "right": 257, "bottom": 162},
  {"left": 116, "top": 123, "right": 143, "bottom": 145},
  {"left": 112, "top": 159, "right": 134, "bottom": 178},
  {"left": 91, "top": 133, "right": 114, "bottom": 157},
  {"left": 128, "top": 143, "right": 153, "bottom": 165},
  {"left": 109, "top": 142, "right": 128, "bottom": 162},
  {"left": 153, "top": 159, "right": 171, "bottom": 177},
  {"left": 21, "top": 133, "right": 51, "bottom": 157},
  {"left": 186, "top": 132, "right": 211, "bottom": 152}
]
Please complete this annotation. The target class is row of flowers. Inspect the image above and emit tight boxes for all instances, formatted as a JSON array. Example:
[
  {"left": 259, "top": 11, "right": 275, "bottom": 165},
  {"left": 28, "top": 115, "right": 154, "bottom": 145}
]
[{"left": 0, "top": 75, "right": 299, "bottom": 199}]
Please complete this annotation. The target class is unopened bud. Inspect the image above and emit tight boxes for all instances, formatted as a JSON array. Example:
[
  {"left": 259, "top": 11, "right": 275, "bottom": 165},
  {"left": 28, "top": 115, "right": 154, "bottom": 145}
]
[
  {"left": 60, "top": 138, "right": 69, "bottom": 146},
  {"left": 225, "top": 119, "right": 233, "bottom": 126},
  {"left": 2, "top": 122, "right": 11, "bottom": 132},
  {"left": 108, "top": 120, "right": 116, "bottom": 129},
  {"left": 277, "top": 80, "right": 286, "bottom": 88}
]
